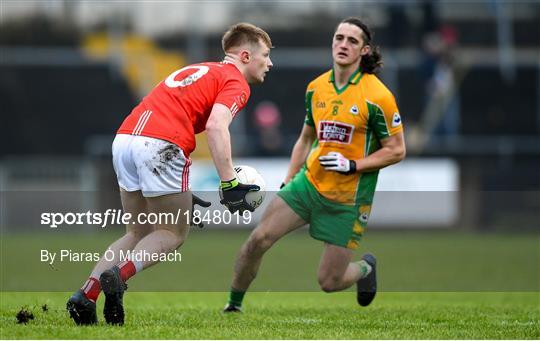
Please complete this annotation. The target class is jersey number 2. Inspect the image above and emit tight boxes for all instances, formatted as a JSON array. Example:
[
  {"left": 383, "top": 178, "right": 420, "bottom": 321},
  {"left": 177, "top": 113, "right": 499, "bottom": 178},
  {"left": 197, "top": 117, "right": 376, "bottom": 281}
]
[{"left": 165, "top": 65, "right": 209, "bottom": 88}]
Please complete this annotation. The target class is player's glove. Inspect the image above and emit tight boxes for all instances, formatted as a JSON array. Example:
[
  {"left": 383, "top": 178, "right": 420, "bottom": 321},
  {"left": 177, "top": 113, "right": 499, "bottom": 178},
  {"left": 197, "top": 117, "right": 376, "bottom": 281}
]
[
  {"left": 318, "top": 151, "right": 357, "bottom": 175},
  {"left": 220, "top": 178, "right": 260, "bottom": 213},
  {"left": 191, "top": 194, "right": 212, "bottom": 228}
]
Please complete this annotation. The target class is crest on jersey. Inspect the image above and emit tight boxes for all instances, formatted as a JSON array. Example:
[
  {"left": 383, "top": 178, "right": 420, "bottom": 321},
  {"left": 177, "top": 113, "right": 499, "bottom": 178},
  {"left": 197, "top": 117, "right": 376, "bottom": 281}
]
[
  {"left": 349, "top": 104, "right": 359, "bottom": 115},
  {"left": 392, "top": 112, "right": 402, "bottom": 127},
  {"left": 358, "top": 204, "right": 371, "bottom": 224},
  {"left": 232, "top": 92, "right": 247, "bottom": 113},
  {"left": 239, "top": 92, "right": 247, "bottom": 105},
  {"left": 359, "top": 212, "right": 369, "bottom": 224}
]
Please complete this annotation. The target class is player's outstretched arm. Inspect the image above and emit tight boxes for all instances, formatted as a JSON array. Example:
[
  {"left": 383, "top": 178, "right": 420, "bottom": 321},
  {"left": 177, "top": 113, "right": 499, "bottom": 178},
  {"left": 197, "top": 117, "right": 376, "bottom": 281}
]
[
  {"left": 206, "top": 103, "right": 236, "bottom": 181},
  {"left": 283, "top": 123, "right": 316, "bottom": 184}
]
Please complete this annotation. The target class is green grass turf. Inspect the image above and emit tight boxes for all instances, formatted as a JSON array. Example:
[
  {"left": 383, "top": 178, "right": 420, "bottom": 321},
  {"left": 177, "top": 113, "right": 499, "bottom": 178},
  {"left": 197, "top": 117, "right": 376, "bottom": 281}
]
[
  {"left": 1, "top": 230, "right": 539, "bottom": 338},
  {"left": 1, "top": 230, "right": 539, "bottom": 291},
  {"left": 1, "top": 292, "right": 539, "bottom": 339}
]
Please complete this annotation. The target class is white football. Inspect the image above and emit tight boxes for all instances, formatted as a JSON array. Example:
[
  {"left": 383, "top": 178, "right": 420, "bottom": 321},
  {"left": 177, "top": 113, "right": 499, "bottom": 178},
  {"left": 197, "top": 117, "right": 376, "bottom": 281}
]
[{"left": 220, "top": 165, "right": 266, "bottom": 210}]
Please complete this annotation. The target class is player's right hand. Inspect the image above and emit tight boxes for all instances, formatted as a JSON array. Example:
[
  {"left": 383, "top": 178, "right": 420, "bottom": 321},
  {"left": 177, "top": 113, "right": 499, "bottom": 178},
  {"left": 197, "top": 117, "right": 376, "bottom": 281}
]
[{"left": 220, "top": 178, "right": 260, "bottom": 213}]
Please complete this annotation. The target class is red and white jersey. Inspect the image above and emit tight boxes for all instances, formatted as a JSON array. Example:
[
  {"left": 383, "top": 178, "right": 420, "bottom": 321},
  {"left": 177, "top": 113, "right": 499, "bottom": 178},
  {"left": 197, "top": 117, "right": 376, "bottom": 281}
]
[{"left": 117, "top": 61, "right": 250, "bottom": 156}]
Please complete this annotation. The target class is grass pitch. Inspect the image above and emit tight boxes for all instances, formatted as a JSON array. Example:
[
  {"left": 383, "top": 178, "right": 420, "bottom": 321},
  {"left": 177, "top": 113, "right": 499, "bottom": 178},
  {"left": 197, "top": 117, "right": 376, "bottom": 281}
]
[
  {"left": 1, "top": 291, "right": 539, "bottom": 339},
  {"left": 1, "top": 230, "right": 539, "bottom": 338}
]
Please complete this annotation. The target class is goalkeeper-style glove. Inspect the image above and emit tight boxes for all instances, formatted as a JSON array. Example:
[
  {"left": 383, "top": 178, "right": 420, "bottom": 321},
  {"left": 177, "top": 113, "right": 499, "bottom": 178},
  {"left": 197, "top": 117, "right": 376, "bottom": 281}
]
[
  {"left": 318, "top": 151, "right": 357, "bottom": 175},
  {"left": 220, "top": 178, "right": 260, "bottom": 213},
  {"left": 191, "top": 194, "right": 212, "bottom": 228}
]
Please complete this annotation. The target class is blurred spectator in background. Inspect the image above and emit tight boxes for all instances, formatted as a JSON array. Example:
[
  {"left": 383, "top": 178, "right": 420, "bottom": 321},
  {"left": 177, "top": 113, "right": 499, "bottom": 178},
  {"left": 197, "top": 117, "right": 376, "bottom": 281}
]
[
  {"left": 433, "top": 25, "right": 459, "bottom": 136},
  {"left": 252, "top": 101, "right": 284, "bottom": 156},
  {"left": 413, "top": 19, "right": 460, "bottom": 150},
  {"left": 419, "top": 25, "right": 459, "bottom": 137}
]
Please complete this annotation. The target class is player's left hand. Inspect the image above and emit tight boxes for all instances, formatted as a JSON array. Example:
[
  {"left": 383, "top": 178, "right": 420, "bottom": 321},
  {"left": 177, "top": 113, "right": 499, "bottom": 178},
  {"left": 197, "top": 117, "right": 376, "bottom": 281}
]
[
  {"left": 318, "top": 152, "right": 357, "bottom": 175},
  {"left": 191, "top": 194, "right": 212, "bottom": 228},
  {"left": 219, "top": 178, "right": 260, "bottom": 214}
]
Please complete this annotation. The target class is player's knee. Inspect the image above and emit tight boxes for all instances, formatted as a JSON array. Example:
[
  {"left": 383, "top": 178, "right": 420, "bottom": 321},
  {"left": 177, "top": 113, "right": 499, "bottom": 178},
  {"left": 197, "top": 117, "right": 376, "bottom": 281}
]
[
  {"left": 247, "top": 230, "right": 274, "bottom": 253},
  {"left": 169, "top": 230, "right": 187, "bottom": 249},
  {"left": 318, "top": 276, "right": 341, "bottom": 293},
  {"left": 172, "top": 238, "right": 185, "bottom": 250},
  {"left": 126, "top": 226, "right": 152, "bottom": 241},
  {"left": 154, "top": 226, "right": 187, "bottom": 250}
]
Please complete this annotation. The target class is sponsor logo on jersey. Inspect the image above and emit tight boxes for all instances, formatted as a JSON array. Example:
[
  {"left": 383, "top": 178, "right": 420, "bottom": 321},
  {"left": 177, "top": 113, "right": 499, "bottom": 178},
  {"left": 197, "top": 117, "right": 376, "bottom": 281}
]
[
  {"left": 392, "top": 112, "right": 402, "bottom": 127},
  {"left": 350, "top": 104, "right": 359, "bottom": 115},
  {"left": 318, "top": 121, "right": 354, "bottom": 144},
  {"left": 316, "top": 101, "right": 326, "bottom": 108}
]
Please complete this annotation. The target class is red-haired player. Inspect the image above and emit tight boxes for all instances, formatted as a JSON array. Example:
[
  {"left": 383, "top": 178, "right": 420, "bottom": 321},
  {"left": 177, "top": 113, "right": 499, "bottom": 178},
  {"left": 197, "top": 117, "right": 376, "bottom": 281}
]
[{"left": 67, "top": 22, "right": 273, "bottom": 325}]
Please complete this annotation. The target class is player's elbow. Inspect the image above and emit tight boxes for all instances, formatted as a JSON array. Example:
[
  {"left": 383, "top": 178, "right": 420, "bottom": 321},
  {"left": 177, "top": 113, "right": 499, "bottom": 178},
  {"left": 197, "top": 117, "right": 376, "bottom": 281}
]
[
  {"left": 393, "top": 144, "right": 406, "bottom": 162},
  {"left": 205, "top": 118, "right": 227, "bottom": 138},
  {"left": 205, "top": 118, "right": 220, "bottom": 133}
]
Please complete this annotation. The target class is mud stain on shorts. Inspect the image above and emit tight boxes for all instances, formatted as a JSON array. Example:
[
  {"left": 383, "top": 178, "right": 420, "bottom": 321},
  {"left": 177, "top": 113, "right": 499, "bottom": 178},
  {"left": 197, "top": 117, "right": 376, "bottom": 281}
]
[
  {"left": 144, "top": 143, "right": 181, "bottom": 176},
  {"left": 158, "top": 144, "right": 180, "bottom": 163}
]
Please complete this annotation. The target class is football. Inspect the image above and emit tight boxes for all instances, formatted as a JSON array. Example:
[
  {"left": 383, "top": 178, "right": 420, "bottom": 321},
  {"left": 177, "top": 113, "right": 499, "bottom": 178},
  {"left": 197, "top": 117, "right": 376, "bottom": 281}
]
[{"left": 221, "top": 165, "right": 266, "bottom": 210}]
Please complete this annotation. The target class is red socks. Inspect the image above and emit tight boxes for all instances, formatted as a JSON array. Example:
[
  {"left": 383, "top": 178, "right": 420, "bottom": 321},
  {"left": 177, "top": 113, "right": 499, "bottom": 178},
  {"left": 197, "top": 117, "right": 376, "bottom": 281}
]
[
  {"left": 117, "top": 260, "right": 137, "bottom": 282},
  {"left": 81, "top": 261, "right": 140, "bottom": 302},
  {"left": 81, "top": 277, "right": 101, "bottom": 303}
]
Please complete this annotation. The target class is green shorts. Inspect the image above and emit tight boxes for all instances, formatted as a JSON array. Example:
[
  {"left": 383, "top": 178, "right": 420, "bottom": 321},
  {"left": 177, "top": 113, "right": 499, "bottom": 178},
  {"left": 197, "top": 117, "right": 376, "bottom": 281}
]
[{"left": 277, "top": 170, "right": 372, "bottom": 250}]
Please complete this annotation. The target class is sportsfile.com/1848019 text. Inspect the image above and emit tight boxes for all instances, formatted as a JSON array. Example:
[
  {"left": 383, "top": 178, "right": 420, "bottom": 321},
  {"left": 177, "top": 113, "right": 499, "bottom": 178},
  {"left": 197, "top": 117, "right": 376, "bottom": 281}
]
[{"left": 40, "top": 209, "right": 252, "bottom": 228}]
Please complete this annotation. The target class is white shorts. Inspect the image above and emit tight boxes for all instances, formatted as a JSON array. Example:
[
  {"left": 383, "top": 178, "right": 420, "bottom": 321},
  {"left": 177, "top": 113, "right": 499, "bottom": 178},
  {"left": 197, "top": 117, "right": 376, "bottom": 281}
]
[{"left": 112, "top": 134, "right": 191, "bottom": 197}]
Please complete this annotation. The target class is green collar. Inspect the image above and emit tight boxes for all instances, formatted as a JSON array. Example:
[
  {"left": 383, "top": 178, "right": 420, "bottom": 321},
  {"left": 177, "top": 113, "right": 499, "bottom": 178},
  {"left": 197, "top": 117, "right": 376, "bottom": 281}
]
[{"left": 329, "top": 68, "right": 363, "bottom": 94}]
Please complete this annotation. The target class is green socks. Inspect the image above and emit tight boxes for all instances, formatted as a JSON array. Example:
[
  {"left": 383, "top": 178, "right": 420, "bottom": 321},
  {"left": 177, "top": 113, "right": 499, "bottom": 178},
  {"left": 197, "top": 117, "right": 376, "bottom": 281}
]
[{"left": 228, "top": 288, "right": 246, "bottom": 308}]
